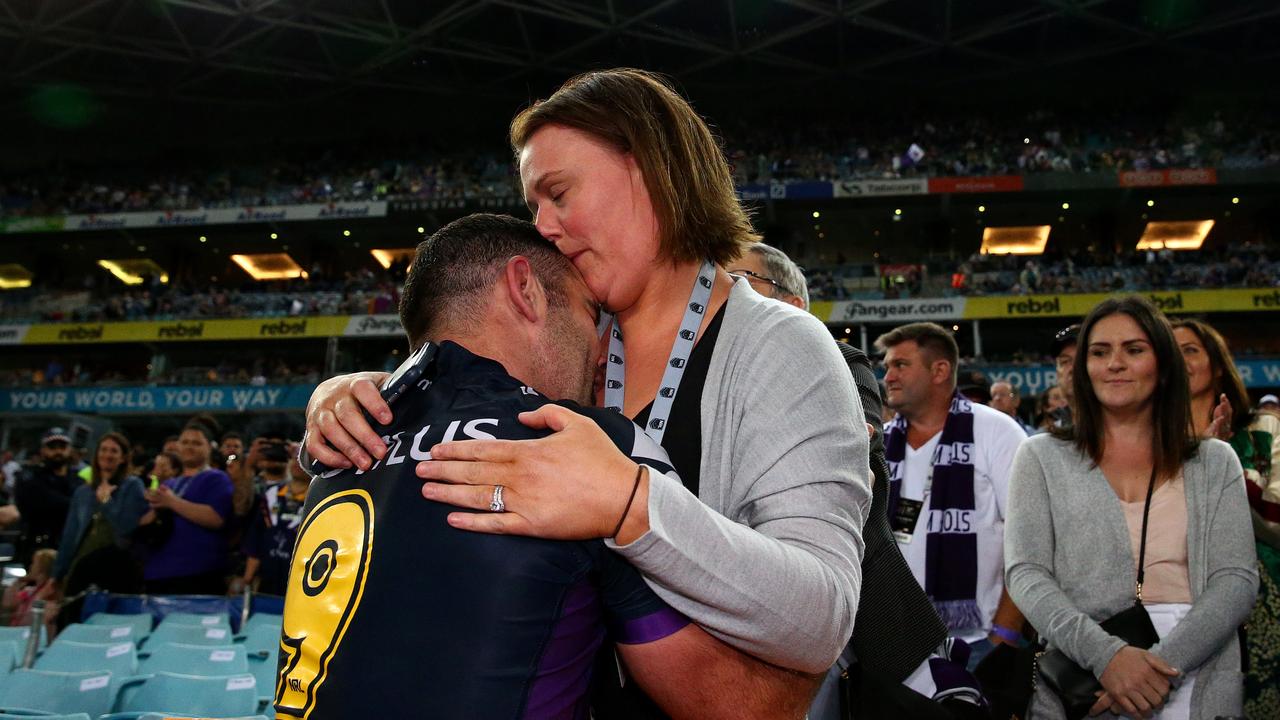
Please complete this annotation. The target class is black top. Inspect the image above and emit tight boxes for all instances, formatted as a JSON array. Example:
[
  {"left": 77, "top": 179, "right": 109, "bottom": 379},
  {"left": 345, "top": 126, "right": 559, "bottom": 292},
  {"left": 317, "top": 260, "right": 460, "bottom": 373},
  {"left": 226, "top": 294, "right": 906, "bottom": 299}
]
[
  {"left": 277, "top": 342, "right": 687, "bottom": 720},
  {"left": 632, "top": 304, "right": 726, "bottom": 499},
  {"left": 242, "top": 482, "right": 307, "bottom": 596},
  {"left": 594, "top": 304, "right": 725, "bottom": 720},
  {"left": 836, "top": 341, "right": 948, "bottom": 680}
]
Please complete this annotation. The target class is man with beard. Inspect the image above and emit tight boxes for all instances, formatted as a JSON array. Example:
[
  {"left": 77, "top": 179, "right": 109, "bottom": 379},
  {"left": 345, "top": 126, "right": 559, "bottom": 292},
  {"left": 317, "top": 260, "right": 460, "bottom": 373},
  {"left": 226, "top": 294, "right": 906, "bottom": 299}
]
[{"left": 15, "top": 428, "right": 80, "bottom": 565}]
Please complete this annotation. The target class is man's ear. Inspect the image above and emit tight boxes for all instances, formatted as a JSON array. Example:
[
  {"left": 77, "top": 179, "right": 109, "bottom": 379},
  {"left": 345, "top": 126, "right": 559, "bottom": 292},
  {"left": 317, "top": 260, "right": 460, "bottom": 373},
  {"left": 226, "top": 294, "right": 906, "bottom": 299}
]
[
  {"left": 502, "top": 255, "right": 546, "bottom": 324},
  {"left": 782, "top": 295, "right": 806, "bottom": 310}
]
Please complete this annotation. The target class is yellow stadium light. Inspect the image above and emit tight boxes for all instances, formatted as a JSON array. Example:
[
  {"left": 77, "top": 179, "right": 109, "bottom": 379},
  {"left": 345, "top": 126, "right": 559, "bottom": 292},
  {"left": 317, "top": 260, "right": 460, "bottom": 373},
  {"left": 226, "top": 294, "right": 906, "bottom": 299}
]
[
  {"left": 370, "top": 248, "right": 417, "bottom": 270},
  {"left": 343, "top": 229, "right": 351, "bottom": 237},
  {"left": 979, "top": 225, "right": 1051, "bottom": 255},
  {"left": 98, "top": 259, "right": 169, "bottom": 286},
  {"left": 1136, "top": 220, "right": 1214, "bottom": 251},
  {"left": 1061, "top": 202, "right": 1070, "bottom": 210},
  {"left": 978, "top": 205, "right": 986, "bottom": 213},
  {"left": 1146, "top": 200, "right": 1155, "bottom": 207},
  {"left": 0, "top": 264, "right": 34, "bottom": 290},
  {"left": 894, "top": 208, "right": 902, "bottom": 216},
  {"left": 270, "top": 232, "right": 279, "bottom": 240},
  {"left": 231, "top": 253, "right": 306, "bottom": 280},
  {"left": 199, "top": 236, "right": 207, "bottom": 243},
  {"left": 1231, "top": 197, "right": 1240, "bottom": 205},
  {"left": 416, "top": 226, "right": 425, "bottom": 234},
  {"left": 812, "top": 211, "right": 821, "bottom": 219}
]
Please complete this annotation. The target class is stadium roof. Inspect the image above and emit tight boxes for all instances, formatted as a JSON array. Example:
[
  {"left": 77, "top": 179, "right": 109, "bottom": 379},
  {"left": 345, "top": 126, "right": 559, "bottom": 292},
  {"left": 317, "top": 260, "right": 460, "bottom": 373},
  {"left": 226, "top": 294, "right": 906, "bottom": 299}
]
[{"left": 2, "top": 0, "right": 1277, "bottom": 109}]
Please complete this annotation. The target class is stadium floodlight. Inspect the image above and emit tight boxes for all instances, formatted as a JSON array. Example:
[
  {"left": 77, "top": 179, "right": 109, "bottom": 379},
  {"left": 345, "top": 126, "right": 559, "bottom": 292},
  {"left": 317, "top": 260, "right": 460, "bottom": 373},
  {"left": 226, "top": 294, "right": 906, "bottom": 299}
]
[
  {"left": 0, "top": 264, "right": 34, "bottom": 290},
  {"left": 979, "top": 225, "right": 1051, "bottom": 255},
  {"left": 370, "top": 248, "right": 417, "bottom": 270},
  {"left": 1136, "top": 220, "right": 1214, "bottom": 251},
  {"left": 97, "top": 259, "right": 169, "bottom": 285},
  {"left": 231, "top": 253, "right": 306, "bottom": 280}
]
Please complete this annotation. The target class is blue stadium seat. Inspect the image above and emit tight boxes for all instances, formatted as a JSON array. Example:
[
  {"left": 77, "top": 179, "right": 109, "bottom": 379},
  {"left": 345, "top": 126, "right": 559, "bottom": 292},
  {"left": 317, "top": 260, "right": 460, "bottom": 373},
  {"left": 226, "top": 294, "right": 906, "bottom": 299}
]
[
  {"left": 33, "top": 640, "right": 137, "bottom": 679},
  {"left": 108, "top": 672, "right": 258, "bottom": 718},
  {"left": 0, "top": 669, "right": 115, "bottom": 717},
  {"left": 137, "top": 644, "right": 248, "bottom": 677},
  {"left": 142, "top": 624, "right": 232, "bottom": 650},
  {"left": 54, "top": 624, "right": 134, "bottom": 646},
  {"left": 86, "top": 613, "right": 153, "bottom": 641},
  {"left": 156, "top": 613, "right": 229, "bottom": 632}
]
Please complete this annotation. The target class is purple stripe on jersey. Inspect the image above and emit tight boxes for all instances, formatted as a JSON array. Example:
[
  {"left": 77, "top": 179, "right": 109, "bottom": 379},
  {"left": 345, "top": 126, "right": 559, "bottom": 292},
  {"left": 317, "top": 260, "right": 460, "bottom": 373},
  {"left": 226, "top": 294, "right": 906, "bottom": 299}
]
[
  {"left": 524, "top": 580, "right": 604, "bottom": 720},
  {"left": 611, "top": 606, "right": 689, "bottom": 645}
]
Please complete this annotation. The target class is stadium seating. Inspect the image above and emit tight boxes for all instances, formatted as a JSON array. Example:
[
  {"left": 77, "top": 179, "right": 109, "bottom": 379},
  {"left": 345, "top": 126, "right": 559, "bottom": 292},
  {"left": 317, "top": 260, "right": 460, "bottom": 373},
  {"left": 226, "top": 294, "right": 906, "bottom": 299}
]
[
  {"left": 239, "top": 613, "right": 282, "bottom": 637},
  {"left": 235, "top": 624, "right": 279, "bottom": 656},
  {"left": 33, "top": 640, "right": 137, "bottom": 680},
  {"left": 0, "top": 714, "right": 91, "bottom": 720},
  {"left": 0, "top": 628, "right": 45, "bottom": 653},
  {"left": 54, "top": 625, "right": 134, "bottom": 647},
  {"left": 0, "top": 669, "right": 115, "bottom": 717},
  {"left": 0, "top": 642, "right": 18, "bottom": 674},
  {"left": 245, "top": 646, "right": 278, "bottom": 710},
  {"left": 86, "top": 613, "right": 154, "bottom": 642},
  {"left": 108, "top": 671, "right": 259, "bottom": 718},
  {"left": 135, "top": 715, "right": 268, "bottom": 720},
  {"left": 157, "top": 613, "right": 230, "bottom": 631},
  {"left": 137, "top": 643, "right": 248, "bottom": 677},
  {"left": 143, "top": 624, "right": 232, "bottom": 650}
]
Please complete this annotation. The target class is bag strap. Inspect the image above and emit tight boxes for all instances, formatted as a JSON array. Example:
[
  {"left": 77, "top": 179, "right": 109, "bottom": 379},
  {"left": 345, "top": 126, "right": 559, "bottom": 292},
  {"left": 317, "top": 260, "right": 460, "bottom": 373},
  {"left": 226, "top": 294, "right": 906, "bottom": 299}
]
[{"left": 1134, "top": 466, "right": 1157, "bottom": 604}]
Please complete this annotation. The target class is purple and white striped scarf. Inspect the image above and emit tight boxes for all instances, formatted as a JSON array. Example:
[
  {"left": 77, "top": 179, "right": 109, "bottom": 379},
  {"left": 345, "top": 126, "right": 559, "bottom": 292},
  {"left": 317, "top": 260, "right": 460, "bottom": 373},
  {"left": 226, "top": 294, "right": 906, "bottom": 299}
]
[{"left": 885, "top": 392, "right": 983, "bottom": 632}]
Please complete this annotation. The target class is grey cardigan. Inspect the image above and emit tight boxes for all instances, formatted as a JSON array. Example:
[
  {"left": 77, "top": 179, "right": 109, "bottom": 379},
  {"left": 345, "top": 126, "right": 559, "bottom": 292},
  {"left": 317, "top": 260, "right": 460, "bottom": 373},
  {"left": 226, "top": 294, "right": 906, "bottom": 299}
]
[
  {"left": 608, "top": 279, "right": 871, "bottom": 673},
  {"left": 1005, "top": 435, "right": 1258, "bottom": 719}
]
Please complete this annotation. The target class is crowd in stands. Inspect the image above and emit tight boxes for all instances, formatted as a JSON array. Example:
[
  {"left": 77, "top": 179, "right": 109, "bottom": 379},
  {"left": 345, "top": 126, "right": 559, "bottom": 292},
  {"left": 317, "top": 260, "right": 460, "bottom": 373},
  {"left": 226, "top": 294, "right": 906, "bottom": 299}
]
[
  {"left": 0, "top": 355, "right": 323, "bottom": 389},
  {"left": 3, "top": 108, "right": 1279, "bottom": 217},
  {"left": 0, "top": 264, "right": 404, "bottom": 324}
]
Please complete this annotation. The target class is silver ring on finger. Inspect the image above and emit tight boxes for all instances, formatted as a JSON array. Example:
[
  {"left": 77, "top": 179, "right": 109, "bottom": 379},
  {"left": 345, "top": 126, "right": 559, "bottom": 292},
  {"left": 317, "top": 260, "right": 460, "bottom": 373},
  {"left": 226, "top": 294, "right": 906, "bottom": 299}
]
[{"left": 489, "top": 485, "right": 505, "bottom": 513}]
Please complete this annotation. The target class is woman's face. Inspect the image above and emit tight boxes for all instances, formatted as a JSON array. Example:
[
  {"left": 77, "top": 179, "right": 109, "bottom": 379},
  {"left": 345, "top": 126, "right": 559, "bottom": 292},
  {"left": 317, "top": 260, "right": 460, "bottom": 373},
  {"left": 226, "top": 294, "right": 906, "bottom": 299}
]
[
  {"left": 1174, "top": 326, "right": 1217, "bottom": 398},
  {"left": 519, "top": 124, "right": 661, "bottom": 314},
  {"left": 1086, "top": 313, "right": 1160, "bottom": 415},
  {"left": 96, "top": 439, "right": 124, "bottom": 476}
]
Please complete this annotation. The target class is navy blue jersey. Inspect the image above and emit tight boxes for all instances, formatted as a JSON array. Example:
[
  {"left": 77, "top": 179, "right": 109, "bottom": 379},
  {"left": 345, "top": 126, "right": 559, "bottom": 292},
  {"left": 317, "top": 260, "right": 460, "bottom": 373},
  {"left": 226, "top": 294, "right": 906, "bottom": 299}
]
[
  {"left": 243, "top": 483, "right": 306, "bottom": 597},
  {"left": 276, "top": 342, "right": 686, "bottom": 720}
]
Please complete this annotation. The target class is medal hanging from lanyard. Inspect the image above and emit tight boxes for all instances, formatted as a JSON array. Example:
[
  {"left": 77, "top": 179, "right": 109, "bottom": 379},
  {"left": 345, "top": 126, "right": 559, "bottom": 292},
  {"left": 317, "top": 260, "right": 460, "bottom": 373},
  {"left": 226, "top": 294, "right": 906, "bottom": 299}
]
[{"left": 602, "top": 260, "right": 716, "bottom": 445}]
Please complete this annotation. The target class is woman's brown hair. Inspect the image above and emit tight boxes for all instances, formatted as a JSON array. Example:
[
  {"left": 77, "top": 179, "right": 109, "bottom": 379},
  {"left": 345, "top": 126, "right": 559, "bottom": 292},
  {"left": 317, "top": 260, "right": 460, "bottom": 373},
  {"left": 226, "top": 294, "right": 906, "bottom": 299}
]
[
  {"left": 1059, "top": 295, "right": 1198, "bottom": 480},
  {"left": 1172, "top": 318, "right": 1254, "bottom": 434},
  {"left": 509, "top": 68, "right": 760, "bottom": 266},
  {"left": 91, "top": 432, "right": 131, "bottom": 487}
]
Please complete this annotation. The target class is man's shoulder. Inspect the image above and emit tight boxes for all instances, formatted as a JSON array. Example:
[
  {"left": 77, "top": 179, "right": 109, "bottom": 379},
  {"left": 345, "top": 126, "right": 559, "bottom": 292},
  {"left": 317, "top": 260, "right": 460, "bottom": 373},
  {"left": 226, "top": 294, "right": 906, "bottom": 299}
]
[{"left": 971, "top": 402, "right": 1028, "bottom": 441}]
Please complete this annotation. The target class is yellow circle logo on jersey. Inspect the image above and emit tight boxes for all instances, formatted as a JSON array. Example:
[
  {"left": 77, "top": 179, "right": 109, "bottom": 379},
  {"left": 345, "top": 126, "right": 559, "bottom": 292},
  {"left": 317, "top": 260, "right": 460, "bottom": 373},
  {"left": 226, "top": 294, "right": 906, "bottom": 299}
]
[{"left": 276, "top": 490, "right": 375, "bottom": 718}]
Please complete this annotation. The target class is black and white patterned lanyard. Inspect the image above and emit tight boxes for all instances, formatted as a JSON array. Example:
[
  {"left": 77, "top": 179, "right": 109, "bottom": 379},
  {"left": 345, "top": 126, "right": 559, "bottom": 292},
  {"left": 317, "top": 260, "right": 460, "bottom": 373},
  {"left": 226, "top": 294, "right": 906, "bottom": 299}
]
[{"left": 602, "top": 260, "right": 716, "bottom": 445}]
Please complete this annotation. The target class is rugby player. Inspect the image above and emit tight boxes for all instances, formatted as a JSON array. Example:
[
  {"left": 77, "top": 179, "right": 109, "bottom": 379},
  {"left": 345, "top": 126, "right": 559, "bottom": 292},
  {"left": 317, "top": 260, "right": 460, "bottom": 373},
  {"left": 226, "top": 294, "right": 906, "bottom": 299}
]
[{"left": 279, "top": 214, "right": 815, "bottom": 719}]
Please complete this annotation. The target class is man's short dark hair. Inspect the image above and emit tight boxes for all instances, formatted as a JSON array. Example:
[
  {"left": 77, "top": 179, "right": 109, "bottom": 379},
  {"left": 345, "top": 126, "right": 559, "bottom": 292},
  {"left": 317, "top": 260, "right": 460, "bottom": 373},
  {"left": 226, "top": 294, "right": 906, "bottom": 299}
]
[
  {"left": 399, "top": 214, "right": 575, "bottom": 349},
  {"left": 874, "top": 322, "right": 960, "bottom": 384},
  {"left": 220, "top": 431, "right": 242, "bottom": 443}
]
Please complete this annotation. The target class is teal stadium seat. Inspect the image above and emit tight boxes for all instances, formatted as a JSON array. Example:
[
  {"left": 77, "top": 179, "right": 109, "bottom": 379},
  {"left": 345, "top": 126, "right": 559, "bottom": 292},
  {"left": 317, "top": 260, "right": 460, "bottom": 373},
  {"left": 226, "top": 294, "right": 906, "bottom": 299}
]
[
  {"left": 135, "top": 715, "right": 267, "bottom": 720},
  {"left": 245, "top": 645, "right": 278, "bottom": 709},
  {"left": 34, "top": 640, "right": 137, "bottom": 679},
  {"left": 0, "top": 669, "right": 115, "bottom": 717},
  {"left": 0, "top": 642, "right": 19, "bottom": 674},
  {"left": 143, "top": 624, "right": 233, "bottom": 650},
  {"left": 239, "top": 613, "right": 281, "bottom": 637},
  {"left": 55, "top": 624, "right": 135, "bottom": 646},
  {"left": 109, "top": 672, "right": 258, "bottom": 718},
  {"left": 235, "top": 625, "right": 278, "bottom": 656},
  {"left": 86, "top": 613, "right": 154, "bottom": 641},
  {"left": 138, "top": 644, "right": 248, "bottom": 677},
  {"left": 156, "top": 613, "right": 229, "bottom": 632},
  {"left": 0, "top": 628, "right": 45, "bottom": 653},
  {"left": 0, "top": 713, "right": 91, "bottom": 720}
]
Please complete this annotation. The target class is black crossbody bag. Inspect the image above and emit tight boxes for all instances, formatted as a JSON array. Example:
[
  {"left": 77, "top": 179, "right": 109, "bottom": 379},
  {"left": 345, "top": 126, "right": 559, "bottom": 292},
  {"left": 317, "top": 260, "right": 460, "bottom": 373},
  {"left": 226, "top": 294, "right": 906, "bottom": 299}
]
[{"left": 1037, "top": 468, "right": 1161, "bottom": 720}]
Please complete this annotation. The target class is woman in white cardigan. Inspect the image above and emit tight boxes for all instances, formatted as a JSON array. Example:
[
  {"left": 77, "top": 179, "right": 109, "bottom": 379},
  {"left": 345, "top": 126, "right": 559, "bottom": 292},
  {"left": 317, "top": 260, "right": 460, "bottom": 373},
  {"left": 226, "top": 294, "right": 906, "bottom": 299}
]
[{"left": 1006, "top": 296, "right": 1257, "bottom": 720}]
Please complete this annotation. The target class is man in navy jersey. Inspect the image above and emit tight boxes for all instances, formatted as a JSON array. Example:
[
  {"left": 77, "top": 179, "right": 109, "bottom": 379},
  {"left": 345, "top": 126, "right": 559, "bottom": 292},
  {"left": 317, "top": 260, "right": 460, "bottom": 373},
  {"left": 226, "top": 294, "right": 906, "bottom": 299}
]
[{"left": 281, "top": 214, "right": 815, "bottom": 719}]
